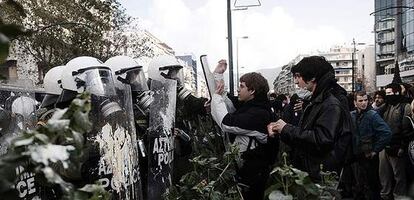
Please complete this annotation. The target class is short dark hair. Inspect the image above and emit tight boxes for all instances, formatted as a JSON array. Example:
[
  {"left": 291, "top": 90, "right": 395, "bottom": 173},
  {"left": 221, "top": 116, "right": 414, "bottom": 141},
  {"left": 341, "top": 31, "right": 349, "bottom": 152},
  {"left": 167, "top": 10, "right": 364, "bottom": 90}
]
[
  {"left": 291, "top": 56, "right": 334, "bottom": 83},
  {"left": 374, "top": 90, "right": 386, "bottom": 98},
  {"left": 240, "top": 72, "right": 269, "bottom": 99},
  {"left": 354, "top": 90, "right": 367, "bottom": 99},
  {"left": 385, "top": 83, "right": 402, "bottom": 94}
]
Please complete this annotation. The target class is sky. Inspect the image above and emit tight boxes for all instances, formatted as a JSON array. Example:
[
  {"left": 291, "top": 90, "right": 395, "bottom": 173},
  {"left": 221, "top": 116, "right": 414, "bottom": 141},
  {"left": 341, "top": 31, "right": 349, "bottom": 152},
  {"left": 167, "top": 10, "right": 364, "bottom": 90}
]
[{"left": 119, "top": 0, "right": 375, "bottom": 72}]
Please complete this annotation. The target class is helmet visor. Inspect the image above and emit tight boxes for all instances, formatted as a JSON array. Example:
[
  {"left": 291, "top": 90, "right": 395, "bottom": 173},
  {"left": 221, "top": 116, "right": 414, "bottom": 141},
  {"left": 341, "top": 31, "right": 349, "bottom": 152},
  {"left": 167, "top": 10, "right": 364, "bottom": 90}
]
[
  {"left": 81, "top": 68, "right": 117, "bottom": 96},
  {"left": 159, "top": 66, "right": 184, "bottom": 85},
  {"left": 125, "top": 68, "right": 149, "bottom": 91}
]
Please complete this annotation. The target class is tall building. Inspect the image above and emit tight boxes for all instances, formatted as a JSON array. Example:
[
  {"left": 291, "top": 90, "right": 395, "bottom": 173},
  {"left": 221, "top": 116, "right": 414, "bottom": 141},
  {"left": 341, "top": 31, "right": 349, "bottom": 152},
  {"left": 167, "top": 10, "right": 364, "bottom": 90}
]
[
  {"left": 273, "top": 55, "right": 307, "bottom": 95},
  {"left": 177, "top": 55, "right": 197, "bottom": 91},
  {"left": 357, "top": 45, "right": 377, "bottom": 93},
  {"left": 375, "top": 0, "right": 414, "bottom": 87},
  {"left": 273, "top": 45, "right": 373, "bottom": 95},
  {"left": 319, "top": 46, "right": 355, "bottom": 92}
]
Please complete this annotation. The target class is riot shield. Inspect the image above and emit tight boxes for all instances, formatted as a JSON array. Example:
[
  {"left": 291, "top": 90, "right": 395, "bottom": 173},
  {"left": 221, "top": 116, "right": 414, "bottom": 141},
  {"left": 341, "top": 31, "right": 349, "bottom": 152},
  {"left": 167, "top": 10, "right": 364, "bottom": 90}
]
[
  {"left": 76, "top": 67, "right": 141, "bottom": 199},
  {"left": 0, "top": 84, "right": 41, "bottom": 200},
  {"left": 114, "top": 83, "right": 143, "bottom": 199},
  {"left": 200, "top": 55, "right": 216, "bottom": 99},
  {"left": 147, "top": 79, "right": 176, "bottom": 200},
  {"left": 200, "top": 55, "right": 231, "bottom": 151}
]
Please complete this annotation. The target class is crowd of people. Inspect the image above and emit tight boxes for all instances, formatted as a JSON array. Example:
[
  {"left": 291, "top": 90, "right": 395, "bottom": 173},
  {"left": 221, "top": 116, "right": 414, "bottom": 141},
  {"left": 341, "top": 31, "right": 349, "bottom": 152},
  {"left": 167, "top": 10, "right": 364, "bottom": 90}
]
[{"left": 210, "top": 56, "right": 414, "bottom": 200}]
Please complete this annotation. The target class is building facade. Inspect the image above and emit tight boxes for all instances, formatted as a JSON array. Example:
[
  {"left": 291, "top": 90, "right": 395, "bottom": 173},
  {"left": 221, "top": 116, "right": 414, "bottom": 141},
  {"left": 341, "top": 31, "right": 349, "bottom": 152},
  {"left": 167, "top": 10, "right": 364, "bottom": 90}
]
[
  {"left": 177, "top": 55, "right": 198, "bottom": 92},
  {"left": 319, "top": 46, "right": 355, "bottom": 92},
  {"left": 375, "top": 0, "right": 414, "bottom": 87},
  {"left": 273, "top": 45, "right": 375, "bottom": 95},
  {"left": 273, "top": 55, "right": 307, "bottom": 96}
]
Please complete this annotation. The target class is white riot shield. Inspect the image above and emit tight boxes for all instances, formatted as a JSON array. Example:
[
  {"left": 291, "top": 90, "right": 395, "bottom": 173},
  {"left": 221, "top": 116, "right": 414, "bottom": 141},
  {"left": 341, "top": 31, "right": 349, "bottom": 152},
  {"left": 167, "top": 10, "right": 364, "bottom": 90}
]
[
  {"left": 147, "top": 79, "right": 176, "bottom": 200},
  {"left": 200, "top": 55, "right": 216, "bottom": 99}
]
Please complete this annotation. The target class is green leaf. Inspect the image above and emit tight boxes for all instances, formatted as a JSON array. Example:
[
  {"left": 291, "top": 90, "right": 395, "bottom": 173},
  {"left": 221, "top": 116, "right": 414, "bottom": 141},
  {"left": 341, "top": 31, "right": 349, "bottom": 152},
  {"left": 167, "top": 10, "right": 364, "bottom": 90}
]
[
  {"left": 34, "top": 133, "right": 50, "bottom": 144},
  {"left": 269, "top": 190, "right": 293, "bottom": 200},
  {"left": 13, "top": 136, "right": 34, "bottom": 147}
]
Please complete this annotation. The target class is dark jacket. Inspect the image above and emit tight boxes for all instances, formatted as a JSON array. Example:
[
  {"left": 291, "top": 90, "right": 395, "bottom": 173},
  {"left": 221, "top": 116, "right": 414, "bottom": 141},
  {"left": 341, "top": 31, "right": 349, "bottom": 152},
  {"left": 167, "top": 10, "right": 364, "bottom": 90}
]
[
  {"left": 382, "top": 103, "right": 413, "bottom": 155},
  {"left": 282, "top": 94, "right": 302, "bottom": 126},
  {"left": 280, "top": 72, "right": 353, "bottom": 180},
  {"left": 351, "top": 109, "right": 392, "bottom": 155},
  {"left": 222, "top": 95, "right": 273, "bottom": 155}
]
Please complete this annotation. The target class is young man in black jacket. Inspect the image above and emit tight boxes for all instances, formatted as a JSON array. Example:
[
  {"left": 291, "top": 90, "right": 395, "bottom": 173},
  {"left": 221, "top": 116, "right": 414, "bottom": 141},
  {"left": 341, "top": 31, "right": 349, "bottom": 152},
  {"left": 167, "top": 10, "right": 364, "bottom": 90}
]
[
  {"left": 211, "top": 60, "right": 275, "bottom": 200},
  {"left": 268, "top": 56, "right": 353, "bottom": 181}
]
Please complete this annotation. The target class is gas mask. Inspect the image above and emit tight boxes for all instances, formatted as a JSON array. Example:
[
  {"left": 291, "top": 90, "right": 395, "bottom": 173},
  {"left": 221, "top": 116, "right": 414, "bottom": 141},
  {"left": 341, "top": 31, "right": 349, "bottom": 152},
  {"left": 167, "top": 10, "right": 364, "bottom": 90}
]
[{"left": 74, "top": 67, "right": 123, "bottom": 119}]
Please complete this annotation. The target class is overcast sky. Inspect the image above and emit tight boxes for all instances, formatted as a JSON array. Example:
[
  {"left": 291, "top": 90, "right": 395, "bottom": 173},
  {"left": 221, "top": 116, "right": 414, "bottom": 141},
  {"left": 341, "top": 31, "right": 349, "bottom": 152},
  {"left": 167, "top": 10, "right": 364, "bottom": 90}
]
[{"left": 119, "top": 0, "right": 375, "bottom": 72}]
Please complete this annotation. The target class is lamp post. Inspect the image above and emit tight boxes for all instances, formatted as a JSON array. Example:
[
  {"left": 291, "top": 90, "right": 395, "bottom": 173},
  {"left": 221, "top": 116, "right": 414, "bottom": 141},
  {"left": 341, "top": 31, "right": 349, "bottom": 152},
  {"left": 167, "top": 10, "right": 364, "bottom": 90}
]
[
  {"left": 236, "top": 36, "right": 248, "bottom": 90},
  {"left": 227, "top": 0, "right": 261, "bottom": 95}
]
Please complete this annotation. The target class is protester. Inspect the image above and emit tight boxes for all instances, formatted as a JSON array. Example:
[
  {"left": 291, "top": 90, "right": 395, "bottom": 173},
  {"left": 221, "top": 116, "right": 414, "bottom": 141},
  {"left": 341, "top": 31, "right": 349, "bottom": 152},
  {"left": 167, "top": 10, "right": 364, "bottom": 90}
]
[
  {"left": 268, "top": 56, "right": 353, "bottom": 181},
  {"left": 210, "top": 60, "right": 275, "bottom": 200},
  {"left": 351, "top": 91, "right": 391, "bottom": 200},
  {"left": 372, "top": 90, "right": 386, "bottom": 111},
  {"left": 379, "top": 83, "right": 413, "bottom": 200}
]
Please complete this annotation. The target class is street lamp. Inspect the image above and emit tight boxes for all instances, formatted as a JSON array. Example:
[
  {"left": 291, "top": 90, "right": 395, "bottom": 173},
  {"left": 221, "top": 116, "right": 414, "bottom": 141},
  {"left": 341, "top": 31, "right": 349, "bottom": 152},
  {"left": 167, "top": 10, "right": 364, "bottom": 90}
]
[
  {"left": 226, "top": 0, "right": 260, "bottom": 96},
  {"left": 236, "top": 36, "right": 248, "bottom": 91}
]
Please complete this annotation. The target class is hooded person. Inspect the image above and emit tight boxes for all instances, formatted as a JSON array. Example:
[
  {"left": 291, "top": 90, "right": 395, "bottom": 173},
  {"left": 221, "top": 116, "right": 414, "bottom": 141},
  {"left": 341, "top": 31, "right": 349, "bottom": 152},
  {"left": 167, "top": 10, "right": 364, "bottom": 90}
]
[
  {"left": 269, "top": 56, "right": 353, "bottom": 181},
  {"left": 378, "top": 82, "right": 413, "bottom": 199}
]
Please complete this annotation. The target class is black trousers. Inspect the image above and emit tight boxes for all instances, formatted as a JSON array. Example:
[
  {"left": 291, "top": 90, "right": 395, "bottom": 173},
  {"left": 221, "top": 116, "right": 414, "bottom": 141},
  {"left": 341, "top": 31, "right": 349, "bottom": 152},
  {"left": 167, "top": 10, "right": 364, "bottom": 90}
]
[
  {"left": 351, "top": 154, "right": 381, "bottom": 200},
  {"left": 237, "top": 161, "right": 269, "bottom": 200}
]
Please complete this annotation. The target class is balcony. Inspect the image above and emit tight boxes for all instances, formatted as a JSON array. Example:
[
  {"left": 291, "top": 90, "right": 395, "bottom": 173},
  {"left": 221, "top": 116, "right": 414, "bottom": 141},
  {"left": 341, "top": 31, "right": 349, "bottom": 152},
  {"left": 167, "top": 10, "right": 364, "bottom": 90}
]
[
  {"left": 377, "top": 38, "right": 394, "bottom": 45},
  {"left": 376, "top": 56, "right": 395, "bottom": 63}
]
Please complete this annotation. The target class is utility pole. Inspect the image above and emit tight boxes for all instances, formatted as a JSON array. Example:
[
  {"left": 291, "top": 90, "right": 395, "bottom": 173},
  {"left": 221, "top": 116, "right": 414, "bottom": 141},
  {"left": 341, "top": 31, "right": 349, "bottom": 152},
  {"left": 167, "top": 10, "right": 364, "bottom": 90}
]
[
  {"left": 227, "top": 0, "right": 234, "bottom": 96},
  {"left": 352, "top": 39, "right": 366, "bottom": 92},
  {"left": 236, "top": 36, "right": 248, "bottom": 90},
  {"left": 352, "top": 38, "right": 356, "bottom": 92}
]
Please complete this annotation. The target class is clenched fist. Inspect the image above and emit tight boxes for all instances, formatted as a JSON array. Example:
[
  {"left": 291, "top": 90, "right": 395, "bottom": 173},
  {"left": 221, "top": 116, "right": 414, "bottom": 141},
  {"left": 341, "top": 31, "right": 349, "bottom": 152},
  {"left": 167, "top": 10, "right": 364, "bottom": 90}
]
[{"left": 214, "top": 59, "right": 227, "bottom": 74}]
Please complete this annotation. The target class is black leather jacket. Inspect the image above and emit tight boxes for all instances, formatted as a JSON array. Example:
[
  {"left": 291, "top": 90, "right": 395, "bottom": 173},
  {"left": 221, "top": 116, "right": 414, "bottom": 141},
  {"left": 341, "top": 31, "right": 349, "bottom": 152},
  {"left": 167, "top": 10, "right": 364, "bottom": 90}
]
[{"left": 280, "top": 73, "right": 353, "bottom": 181}]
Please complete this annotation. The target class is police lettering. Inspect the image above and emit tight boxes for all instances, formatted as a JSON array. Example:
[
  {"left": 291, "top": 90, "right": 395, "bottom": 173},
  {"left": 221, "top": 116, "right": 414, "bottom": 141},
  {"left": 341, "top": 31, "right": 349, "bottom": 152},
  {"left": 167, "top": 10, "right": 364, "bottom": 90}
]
[
  {"left": 152, "top": 136, "right": 174, "bottom": 167},
  {"left": 15, "top": 165, "right": 37, "bottom": 198}
]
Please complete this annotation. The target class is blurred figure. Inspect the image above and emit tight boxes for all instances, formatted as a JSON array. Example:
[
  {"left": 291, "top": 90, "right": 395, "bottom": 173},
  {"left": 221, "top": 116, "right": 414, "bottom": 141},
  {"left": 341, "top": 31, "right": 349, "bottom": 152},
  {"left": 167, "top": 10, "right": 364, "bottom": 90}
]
[
  {"left": 401, "top": 83, "right": 413, "bottom": 103},
  {"left": 281, "top": 93, "right": 302, "bottom": 126},
  {"left": 372, "top": 90, "right": 386, "bottom": 111},
  {"left": 269, "top": 93, "right": 285, "bottom": 120}
]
